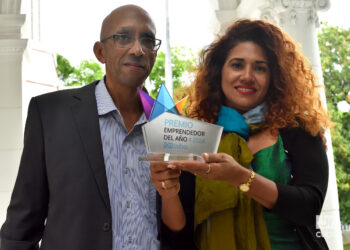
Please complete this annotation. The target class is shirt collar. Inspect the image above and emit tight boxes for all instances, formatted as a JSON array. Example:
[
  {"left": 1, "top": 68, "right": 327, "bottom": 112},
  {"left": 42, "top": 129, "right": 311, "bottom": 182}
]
[
  {"left": 95, "top": 77, "right": 148, "bottom": 125},
  {"left": 95, "top": 77, "right": 117, "bottom": 116}
]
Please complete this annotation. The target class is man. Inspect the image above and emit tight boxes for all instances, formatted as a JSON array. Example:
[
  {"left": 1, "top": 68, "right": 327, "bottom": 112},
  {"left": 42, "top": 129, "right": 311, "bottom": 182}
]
[{"left": 0, "top": 5, "right": 161, "bottom": 250}]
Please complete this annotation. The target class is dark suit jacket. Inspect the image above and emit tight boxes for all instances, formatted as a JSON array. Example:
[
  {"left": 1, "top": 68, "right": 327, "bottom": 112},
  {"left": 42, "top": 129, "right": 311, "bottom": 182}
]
[{"left": 0, "top": 81, "right": 113, "bottom": 250}]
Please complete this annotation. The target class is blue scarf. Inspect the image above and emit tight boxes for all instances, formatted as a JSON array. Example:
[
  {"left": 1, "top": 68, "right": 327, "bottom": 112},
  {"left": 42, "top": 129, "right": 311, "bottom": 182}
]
[{"left": 216, "top": 103, "right": 266, "bottom": 140}]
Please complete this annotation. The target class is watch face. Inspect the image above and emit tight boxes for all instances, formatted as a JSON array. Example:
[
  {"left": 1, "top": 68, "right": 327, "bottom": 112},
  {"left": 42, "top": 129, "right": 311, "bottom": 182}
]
[{"left": 240, "top": 184, "right": 249, "bottom": 192}]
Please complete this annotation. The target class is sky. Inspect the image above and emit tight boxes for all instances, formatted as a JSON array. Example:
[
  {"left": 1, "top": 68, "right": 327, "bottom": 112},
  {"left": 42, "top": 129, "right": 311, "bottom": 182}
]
[
  {"left": 37, "top": 0, "right": 215, "bottom": 64},
  {"left": 34, "top": 0, "right": 350, "bottom": 65}
]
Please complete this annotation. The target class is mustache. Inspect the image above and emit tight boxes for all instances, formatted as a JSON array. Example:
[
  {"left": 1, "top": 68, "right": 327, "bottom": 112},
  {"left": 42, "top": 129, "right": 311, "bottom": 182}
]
[{"left": 124, "top": 55, "right": 146, "bottom": 67}]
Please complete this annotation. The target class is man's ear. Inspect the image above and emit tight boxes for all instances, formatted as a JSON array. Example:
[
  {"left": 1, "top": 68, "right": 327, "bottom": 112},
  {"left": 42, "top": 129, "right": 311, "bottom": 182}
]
[{"left": 93, "top": 42, "right": 106, "bottom": 64}]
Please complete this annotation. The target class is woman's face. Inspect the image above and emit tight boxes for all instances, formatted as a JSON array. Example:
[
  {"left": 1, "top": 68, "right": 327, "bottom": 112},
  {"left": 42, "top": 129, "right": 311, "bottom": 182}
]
[{"left": 221, "top": 41, "right": 270, "bottom": 113}]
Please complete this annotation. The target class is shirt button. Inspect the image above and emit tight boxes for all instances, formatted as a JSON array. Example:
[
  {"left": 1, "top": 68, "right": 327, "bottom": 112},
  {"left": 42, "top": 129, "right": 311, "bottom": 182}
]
[
  {"left": 128, "top": 236, "right": 132, "bottom": 244},
  {"left": 124, "top": 168, "right": 129, "bottom": 175},
  {"left": 126, "top": 201, "right": 131, "bottom": 208},
  {"left": 103, "top": 222, "right": 110, "bottom": 232}
]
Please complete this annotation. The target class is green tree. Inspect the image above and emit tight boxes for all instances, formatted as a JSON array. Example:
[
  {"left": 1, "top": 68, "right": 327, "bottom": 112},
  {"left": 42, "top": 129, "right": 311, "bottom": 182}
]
[
  {"left": 56, "top": 54, "right": 104, "bottom": 86},
  {"left": 148, "top": 46, "right": 196, "bottom": 97},
  {"left": 318, "top": 23, "right": 350, "bottom": 224}
]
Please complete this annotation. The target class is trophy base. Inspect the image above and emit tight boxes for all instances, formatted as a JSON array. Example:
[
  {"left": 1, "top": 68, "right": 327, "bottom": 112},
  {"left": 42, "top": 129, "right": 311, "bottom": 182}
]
[{"left": 139, "top": 153, "right": 204, "bottom": 162}]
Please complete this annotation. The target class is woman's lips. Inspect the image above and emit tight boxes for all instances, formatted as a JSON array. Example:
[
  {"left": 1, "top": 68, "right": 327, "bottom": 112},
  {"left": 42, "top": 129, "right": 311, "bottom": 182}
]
[{"left": 235, "top": 86, "right": 256, "bottom": 95}]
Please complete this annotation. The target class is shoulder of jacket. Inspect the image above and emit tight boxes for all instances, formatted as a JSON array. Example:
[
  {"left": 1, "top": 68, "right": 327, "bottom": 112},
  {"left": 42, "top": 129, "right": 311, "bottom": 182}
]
[
  {"left": 33, "top": 80, "right": 99, "bottom": 103},
  {"left": 280, "top": 128, "right": 321, "bottom": 154}
]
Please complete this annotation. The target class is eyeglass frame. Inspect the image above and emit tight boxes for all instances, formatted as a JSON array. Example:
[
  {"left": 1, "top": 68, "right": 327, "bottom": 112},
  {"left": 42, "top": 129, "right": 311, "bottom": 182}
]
[{"left": 100, "top": 33, "right": 162, "bottom": 52}]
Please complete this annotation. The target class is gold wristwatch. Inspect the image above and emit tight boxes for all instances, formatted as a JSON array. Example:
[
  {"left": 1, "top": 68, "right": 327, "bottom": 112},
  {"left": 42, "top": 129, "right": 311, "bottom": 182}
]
[{"left": 239, "top": 170, "right": 255, "bottom": 192}]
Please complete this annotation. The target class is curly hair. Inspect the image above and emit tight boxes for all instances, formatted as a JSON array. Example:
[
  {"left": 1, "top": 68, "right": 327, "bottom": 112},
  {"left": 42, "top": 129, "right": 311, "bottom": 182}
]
[{"left": 187, "top": 19, "right": 330, "bottom": 136}]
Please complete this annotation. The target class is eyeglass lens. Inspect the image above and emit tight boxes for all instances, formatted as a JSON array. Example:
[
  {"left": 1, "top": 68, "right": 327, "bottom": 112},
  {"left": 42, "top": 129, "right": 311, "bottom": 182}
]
[{"left": 115, "top": 34, "right": 159, "bottom": 51}]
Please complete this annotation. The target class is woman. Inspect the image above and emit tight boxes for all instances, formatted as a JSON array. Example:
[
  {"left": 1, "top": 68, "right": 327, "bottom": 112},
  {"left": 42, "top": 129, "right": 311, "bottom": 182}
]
[{"left": 151, "top": 19, "right": 330, "bottom": 250}]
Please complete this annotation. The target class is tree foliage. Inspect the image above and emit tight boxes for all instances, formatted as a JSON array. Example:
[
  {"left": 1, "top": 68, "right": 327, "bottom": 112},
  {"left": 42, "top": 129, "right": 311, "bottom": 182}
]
[
  {"left": 318, "top": 23, "right": 350, "bottom": 224},
  {"left": 56, "top": 54, "right": 104, "bottom": 86},
  {"left": 148, "top": 46, "right": 196, "bottom": 98}
]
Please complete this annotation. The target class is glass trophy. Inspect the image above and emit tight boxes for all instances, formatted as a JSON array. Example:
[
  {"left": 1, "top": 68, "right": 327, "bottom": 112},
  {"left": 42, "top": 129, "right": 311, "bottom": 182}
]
[
  {"left": 138, "top": 84, "right": 223, "bottom": 162},
  {"left": 139, "top": 153, "right": 205, "bottom": 162}
]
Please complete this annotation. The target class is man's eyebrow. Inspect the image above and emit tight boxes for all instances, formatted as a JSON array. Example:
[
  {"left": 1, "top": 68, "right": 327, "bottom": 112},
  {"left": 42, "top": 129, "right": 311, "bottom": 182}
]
[
  {"left": 140, "top": 31, "right": 155, "bottom": 38},
  {"left": 114, "top": 28, "right": 155, "bottom": 38},
  {"left": 115, "top": 27, "right": 133, "bottom": 33}
]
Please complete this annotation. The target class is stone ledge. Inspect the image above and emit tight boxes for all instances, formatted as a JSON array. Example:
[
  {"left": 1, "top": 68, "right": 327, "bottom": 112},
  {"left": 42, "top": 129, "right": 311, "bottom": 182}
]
[
  {"left": 0, "top": 14, "right": 26, "bottom": 39},
  {"left": 0, "top": 38, "right": 27, "bottom": 55}
]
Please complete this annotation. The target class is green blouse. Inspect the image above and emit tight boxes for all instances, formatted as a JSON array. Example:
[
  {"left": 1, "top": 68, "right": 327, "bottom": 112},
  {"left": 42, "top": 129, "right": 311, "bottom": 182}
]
[{"left": 251, "top": 135, "right": 303, "bottom": 250}]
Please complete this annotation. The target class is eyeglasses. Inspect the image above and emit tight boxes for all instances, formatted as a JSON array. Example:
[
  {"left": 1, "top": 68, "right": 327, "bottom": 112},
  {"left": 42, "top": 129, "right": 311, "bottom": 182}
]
[{"left": 101, "top": 33, "right": 162, "bottom": 52}]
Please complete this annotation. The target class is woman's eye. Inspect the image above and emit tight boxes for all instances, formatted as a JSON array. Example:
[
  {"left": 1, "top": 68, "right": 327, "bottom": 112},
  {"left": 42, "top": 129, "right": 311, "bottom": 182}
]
[
  {"left": 231, "top": 63, "right": 242, "bottom": 69},
  {"left": 256, "top": 66, "right": 268, "bottom": 72}
]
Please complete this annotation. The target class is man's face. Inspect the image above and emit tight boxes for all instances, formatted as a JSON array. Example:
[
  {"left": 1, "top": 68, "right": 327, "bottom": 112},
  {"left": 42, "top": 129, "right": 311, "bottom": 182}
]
[{"left": 101, "top": 10, "right": 157, "bottom": 89}]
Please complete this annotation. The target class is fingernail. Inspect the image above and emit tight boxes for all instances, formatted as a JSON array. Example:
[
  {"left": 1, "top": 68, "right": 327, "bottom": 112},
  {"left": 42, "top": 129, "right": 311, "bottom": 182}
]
[
  {"left": 168, "top": 164, "right": 176, "bottom": 169},
  {"left": 202, "top": 153, "right": 209, "bottom": 161}
]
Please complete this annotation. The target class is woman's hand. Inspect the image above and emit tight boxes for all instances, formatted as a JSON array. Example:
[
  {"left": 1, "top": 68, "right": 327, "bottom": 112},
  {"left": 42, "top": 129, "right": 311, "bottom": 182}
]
[
  {"left": 170, "top": 152, "right": 245, "bottom": 187},
  {"left": 171, "top": 152, "right": 278, "bottom": 209},
  {"left": 150, "top": 161, "right": 181, "bottom": 199}
]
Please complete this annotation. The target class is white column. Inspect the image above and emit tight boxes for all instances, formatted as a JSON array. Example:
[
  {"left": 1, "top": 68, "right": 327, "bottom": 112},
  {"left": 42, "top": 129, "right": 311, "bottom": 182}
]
[
  {"left": 209, "top": 0, "right": 241, "bottom": 34},
  {"left": 0, "top": 0, "right": 21, "bottom": 14},
  {"left": 165, "top": 0, "right": 173, "bottom": 96},
  {"left": 262, "top": 0, "right": 343, "bottom": 249},
  {"left": 0, "top": 0, "right": 27, "bottom": 225}
]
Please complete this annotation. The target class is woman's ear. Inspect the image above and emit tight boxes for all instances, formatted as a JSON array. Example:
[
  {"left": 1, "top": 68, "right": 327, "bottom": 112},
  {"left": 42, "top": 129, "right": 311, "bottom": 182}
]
[{"left": 93, "top": 42, "right": 106, "bottom": 64}]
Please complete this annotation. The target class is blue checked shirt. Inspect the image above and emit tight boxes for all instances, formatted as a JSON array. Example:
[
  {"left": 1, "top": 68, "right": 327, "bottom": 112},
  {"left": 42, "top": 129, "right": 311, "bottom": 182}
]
[{"left": 95, "top": 79, "right": 159, "bottom": 250}]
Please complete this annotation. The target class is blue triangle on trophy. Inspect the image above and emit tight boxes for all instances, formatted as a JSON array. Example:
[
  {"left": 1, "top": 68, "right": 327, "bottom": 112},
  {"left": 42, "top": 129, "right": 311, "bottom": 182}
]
[
  {"left": 149, "top": 84, "right": 179, "bottom": 120},
  {"left": 167, "top": 107, "right": 179, "bottom": 115},
  {"left": 149, "top": 101, "right": 178, "bottom": 121},
  {"left": 150, "top": 101, "right": 167, "bottom": 121},
  {"left": 157, "top": 84, "right": 176, "bottom": 110}
]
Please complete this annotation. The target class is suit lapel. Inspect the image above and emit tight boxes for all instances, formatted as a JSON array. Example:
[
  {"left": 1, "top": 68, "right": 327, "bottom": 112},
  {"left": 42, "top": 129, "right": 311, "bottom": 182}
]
[{"left": 70, "top": 81, "right": 110, "bottom": 211}]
